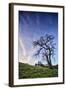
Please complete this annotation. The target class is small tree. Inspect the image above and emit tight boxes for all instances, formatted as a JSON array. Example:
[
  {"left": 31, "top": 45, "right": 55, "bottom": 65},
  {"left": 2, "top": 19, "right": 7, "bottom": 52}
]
[{"left": 33, "top": 34, "right": 56, "bottom": 68}]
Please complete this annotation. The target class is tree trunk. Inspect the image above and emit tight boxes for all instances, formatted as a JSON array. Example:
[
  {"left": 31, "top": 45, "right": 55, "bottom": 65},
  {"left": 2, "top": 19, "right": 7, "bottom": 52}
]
[
  {"left": 46, "top": 55, "right": 52, "bottom": 69},
  {"left": 49, "top": 55, "right": 52, "bottom": 66},
  {"left": 48, "top": 50, "right": 52, "bottom": 68}
]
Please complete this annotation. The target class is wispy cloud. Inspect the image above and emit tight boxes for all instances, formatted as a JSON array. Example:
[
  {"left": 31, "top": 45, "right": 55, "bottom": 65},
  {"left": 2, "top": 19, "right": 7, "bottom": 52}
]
[{"left": 18, "top": 11, "right": 58, "bottom": 65}]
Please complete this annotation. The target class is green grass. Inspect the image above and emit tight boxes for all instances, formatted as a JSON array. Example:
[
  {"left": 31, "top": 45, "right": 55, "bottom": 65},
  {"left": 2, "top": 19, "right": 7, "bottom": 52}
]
[{"left": 19, "top": 62, "right": 58, "bottom": 79}]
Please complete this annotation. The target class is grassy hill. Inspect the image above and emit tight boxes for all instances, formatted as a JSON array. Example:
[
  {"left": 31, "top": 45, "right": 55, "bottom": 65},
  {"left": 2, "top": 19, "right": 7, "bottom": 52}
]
[{"left": 19, "top": 62, "right": 58, "bottom": 79}]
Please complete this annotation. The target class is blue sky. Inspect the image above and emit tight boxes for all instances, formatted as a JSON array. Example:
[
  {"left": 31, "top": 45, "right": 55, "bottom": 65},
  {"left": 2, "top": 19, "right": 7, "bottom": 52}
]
[{"left": 19, "top": 11, "right": 58, "bottom": 65}]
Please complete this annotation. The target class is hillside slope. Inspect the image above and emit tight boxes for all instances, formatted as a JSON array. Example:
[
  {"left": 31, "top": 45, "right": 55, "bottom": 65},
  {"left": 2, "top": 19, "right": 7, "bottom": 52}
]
[{"left": 19, "top": 62, "right": 58, "bottom": 79}]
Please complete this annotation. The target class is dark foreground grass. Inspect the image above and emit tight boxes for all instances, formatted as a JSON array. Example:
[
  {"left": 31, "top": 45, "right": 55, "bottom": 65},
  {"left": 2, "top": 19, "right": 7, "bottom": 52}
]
[{"left": 19, "top": 62, "right": 58, "bottom": 79}]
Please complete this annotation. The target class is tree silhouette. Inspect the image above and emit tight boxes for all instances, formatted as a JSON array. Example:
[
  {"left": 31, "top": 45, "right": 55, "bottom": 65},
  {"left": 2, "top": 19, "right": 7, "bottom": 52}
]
[{"left": 33, "top": 34, "right": 56, "bottom": 68}]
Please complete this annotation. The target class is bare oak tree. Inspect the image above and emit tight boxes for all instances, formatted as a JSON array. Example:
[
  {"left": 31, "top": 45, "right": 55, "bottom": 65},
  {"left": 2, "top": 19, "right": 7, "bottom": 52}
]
[{"left": 33, "top": 34, "right": 56, "bottom": 68}]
